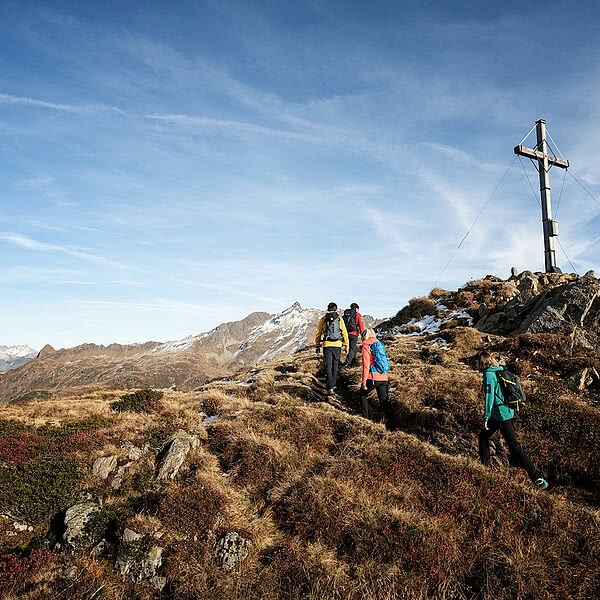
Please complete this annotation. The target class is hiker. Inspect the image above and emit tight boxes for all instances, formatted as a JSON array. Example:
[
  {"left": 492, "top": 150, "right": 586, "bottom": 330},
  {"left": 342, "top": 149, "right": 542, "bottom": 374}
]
[
  {"left": 342, "top": 302, "right": 365, "bottom": 367},
  {"left": 476, "top": 351, "right": 548, "bottom": 489},
  {"left": 315, "top": 302, "right": 349, "bottom": 395},
  {"left": 360, "top": 328, "right": 393, "bottom": 423}
]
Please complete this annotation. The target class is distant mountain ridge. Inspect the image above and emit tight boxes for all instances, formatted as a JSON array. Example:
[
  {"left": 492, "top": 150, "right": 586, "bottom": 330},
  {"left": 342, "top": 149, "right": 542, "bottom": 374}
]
[
  {"left": 0, "top": 344, "right": 37, "bottom": 373},
  {"left": 0, "top": 302, "right": 371, "bottom": 402}
]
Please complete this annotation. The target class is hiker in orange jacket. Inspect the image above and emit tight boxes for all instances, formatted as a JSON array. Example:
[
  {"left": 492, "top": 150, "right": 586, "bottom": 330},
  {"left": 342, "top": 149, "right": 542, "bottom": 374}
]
[
  {"left": 360, "top": 328, "right": 393, "bottom": 423},
  {"left": 315, "top": 302, "right": 349, "bottom": 395}
]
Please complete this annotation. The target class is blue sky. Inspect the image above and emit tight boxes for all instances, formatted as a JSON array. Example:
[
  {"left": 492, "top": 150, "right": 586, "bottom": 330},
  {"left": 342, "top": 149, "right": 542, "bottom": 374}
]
[{"left": 1, "top": 0, "right": 600, "bottom": 349}]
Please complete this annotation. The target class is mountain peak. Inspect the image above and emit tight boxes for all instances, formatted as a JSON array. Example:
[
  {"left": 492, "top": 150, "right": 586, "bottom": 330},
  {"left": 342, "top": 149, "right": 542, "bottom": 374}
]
[{"left": 37, "top": 344, "right": 57, "bottom": 359}]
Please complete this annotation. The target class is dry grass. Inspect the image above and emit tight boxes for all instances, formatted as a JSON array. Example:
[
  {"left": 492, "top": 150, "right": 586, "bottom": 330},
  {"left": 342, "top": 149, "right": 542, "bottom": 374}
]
[{"left": 3, "top": 327, "right": 600, "bottom": 599}]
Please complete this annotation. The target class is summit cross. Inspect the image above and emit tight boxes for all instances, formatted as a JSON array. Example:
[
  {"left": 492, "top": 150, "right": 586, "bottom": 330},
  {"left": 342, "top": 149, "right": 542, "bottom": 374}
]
[{"left": 514, "top": 119, "right": 569, "bottom": 273}]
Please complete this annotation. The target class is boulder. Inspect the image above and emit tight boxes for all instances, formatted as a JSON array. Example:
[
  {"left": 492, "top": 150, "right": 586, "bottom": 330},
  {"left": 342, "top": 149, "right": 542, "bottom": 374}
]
[
  {"left": 121, "top": 441, "right": 150, "bottom": 461},
  {"left": 213, "top": 531, "right": 251, "bottom": 571},
  {"left": 517, "top": 279, "right": 600, "bottom": 335},
  {"left": 92, "top": 455, "right": 118, "bottom": 480},
  {"left": 63, "top": 502, "right": 101, "bottom": 546},
  {"left": 566, "top": 368, "right": 594, "bottom": 392},
  {"left": 115, "top": 528, "right": 165, "bottom": 589},
  {"left": 155, "top": 430, "right": 200, "bottom": 480},
  {"left": 516, "top": 271, "right": 540, "bottom": 300},
  {"left": 111, "top": 462, "right": 133, "bottom": 490}
]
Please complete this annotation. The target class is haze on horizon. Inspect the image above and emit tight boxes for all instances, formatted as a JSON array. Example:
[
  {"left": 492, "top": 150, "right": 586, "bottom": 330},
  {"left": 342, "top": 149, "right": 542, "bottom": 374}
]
[{"left": 1, "top": 0, "right": 599, "bottom": 350}]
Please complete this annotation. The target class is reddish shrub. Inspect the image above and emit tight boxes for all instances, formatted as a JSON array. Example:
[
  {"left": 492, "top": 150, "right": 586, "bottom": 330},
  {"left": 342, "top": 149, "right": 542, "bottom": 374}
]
[
  {"left": 0, "top": 549, "right": 58, "bottom": 594},
  {"left": 159, "top": 480, "right": 229, "bottom": 539}
]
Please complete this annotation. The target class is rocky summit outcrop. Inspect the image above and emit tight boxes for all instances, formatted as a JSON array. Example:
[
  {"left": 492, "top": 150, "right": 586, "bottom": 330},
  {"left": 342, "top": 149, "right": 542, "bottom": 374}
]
[{"left": 474, "top": 271, "right": 600, "bottom": 348}]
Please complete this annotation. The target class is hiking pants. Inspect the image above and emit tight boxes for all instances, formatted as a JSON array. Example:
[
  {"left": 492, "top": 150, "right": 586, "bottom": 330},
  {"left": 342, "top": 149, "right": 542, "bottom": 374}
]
[
  {"left": 323, "top": 346, "right": 341, "bottom": 390},
  {"left": 361, "top": 380, "right": 392, "bottom": 422},
  {"left": 478, "top": 418, "right": 541, "bottom": 482},
  {"left": 344, "top": 334, "right": 359, "bottom": 366}
]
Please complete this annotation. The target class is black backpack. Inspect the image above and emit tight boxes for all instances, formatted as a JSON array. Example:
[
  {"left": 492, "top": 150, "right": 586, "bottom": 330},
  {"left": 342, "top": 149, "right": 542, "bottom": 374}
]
[
  {"left": 343, "top": 308, "right": 357, "bottom": 332},
  {"left": 495, "top": 369, "right": 526, "bottom": 412},
  {"left": 323, "top": 312, "right": 342, "bottom": 342}
]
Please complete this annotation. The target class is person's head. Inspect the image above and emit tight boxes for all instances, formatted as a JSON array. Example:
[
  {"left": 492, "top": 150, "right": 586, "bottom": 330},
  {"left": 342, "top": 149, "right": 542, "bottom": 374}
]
[
  {"left": 362, "top": 327, "right": 376, "bottom": 341},
  {"left": 327, "top": 302, "right": 337, "bottom": 312},
  {"left": 350, "top": 302, "right": 359, "bottom": 310},
  {"left": 476, "top": 351, "right": 494, "bottom": 371}
]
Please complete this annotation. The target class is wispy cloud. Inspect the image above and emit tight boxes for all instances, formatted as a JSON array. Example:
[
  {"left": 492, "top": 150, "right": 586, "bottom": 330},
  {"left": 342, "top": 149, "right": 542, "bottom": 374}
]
[
  {"left": 0, "top": 233, "right": 142, "bottom": 271},
  {"left": 0, "top": 93, "right": 129, "bottom": 116}
]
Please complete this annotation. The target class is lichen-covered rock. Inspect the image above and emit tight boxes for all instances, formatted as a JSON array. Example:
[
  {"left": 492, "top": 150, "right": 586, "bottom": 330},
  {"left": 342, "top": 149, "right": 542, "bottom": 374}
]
[
  {"left": 63, "top": 502, "right": 101, "bottom": 546},
  {"left": 213, "top": 531, "right": 251, "bottom": 571},
  {"left": 121, "top": 441, "right": 150, "bottom": 461},
  {"left": 116, "top": 528, "right": 164, "bottom": 586},
  {"left": 111, "top": 462, "right": 133, "bottom": 490},
  {"left": 92, "top": 455, "right": 118, "bottom": 480},
  {"left": 155, "top": 430, "right": 199, "bottom": 480}
]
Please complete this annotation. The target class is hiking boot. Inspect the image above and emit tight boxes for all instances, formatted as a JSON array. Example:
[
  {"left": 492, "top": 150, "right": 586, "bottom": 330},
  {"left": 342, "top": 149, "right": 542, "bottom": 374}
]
[
  {"left": 327, "top": 388, "right": 337, "bottom": 396},
  {"left": 534, "top": 478, "right": 548, "bottom": 490}
]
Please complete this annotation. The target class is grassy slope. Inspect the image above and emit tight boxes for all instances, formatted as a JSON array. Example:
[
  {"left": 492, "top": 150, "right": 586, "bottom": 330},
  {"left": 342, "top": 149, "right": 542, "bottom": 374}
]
[{"left": 1, "top": 321, "right": 600, "bottom": 599}]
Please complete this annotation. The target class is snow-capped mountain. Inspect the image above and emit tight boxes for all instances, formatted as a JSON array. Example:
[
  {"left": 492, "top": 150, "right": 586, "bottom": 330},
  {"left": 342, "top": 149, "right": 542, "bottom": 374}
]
[
  {"left": 153, "top": 302, "right": 322, "bottom": 367},
  {"left": 0, "top": 344, "right": 38, "bottom": 373}
]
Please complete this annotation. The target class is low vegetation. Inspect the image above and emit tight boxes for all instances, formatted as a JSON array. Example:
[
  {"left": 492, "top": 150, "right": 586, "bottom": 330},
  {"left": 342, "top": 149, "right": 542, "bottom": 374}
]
[{"left": 2, "top": 276, "right": 600, "bottom": 599}]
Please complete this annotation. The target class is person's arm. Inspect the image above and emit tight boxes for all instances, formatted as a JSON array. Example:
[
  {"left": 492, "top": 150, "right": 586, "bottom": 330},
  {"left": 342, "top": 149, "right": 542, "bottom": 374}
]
[
  {"left": 340, "top": 316, "right": 349, "bottom": 350},
  {"left": 483, "top": 370, "right": 495, "bottom": 423},
  {"left": 361, "top": 343, "right": 370, "bottom": 388},
  {"left": 315, "top": 317, "right": 324, "bottom": 351},
  {"left": 357, "top": 312, "right": 365, "bottom": 334}
]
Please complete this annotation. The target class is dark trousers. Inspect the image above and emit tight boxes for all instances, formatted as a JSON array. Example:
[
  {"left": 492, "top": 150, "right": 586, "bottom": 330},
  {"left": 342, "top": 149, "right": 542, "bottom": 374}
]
[
  {"left": 478, "top": 418, "right": 540, "bottom": 482},
  {"left": 323, "top": 346, "right": 341, "bottom": 390},
  {"left": 344, "top": 334, "right": 359, "bottom": 366},
  {"left": 360, "top": 380, "right": 391, "bottom": 421}
]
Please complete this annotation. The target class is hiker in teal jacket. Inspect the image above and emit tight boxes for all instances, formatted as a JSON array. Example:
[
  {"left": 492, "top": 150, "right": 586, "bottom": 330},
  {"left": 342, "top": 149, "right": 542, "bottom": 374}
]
[{"left": 477, "top": 351, "right": 548, "bottom": 489}]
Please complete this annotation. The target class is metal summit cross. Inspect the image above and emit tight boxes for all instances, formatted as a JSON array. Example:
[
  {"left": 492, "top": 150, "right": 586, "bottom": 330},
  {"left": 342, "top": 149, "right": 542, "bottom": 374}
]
[{"left": 514, "top": 119, "right": 569, "bottom": 273}]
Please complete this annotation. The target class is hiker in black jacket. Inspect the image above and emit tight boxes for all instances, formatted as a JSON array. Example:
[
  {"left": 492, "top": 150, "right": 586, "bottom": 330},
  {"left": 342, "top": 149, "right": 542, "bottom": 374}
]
[{"left": 342, "top": 303, "right": 365, "bottom": 367}]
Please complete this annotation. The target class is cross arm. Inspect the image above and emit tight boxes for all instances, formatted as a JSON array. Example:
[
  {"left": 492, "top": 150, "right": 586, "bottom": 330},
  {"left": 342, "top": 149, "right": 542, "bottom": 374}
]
[{"left": 514, "top": 145, "right": 569, "bottom": 169}]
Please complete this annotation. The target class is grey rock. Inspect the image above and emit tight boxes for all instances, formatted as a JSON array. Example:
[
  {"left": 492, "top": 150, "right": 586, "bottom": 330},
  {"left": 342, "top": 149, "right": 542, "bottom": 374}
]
[
  {"left": 121, "top": 441, "right": 150, "bottom": 461},
  {"left": 141, "top": 545, "right": 163, "bottom": 580},
  {"left": 584, "top": 270, "right": 596, "bottom": 279},
  {"left": 123, "top": 527, "right": 142, "bottom": 543},
  {"left": 63, "top": 502, "right": 101, "bottom": 546},
  {"left": 151, "top": 576, "right": 167, "bottom": 591},
  {"left": 92, "top": 455, "right": 118, "bottom": 480},
  {"left": 111, "top": 462, "right": 133, "bottom": 490},
  {"left": 90, "top": 539, "right": 108, "bottom": 558},
  {"left": 477, "top": 312, "right": 505, "bottom": 334},
  {"left": 517, "top": 280, "right": 600, "bottom": 335},
  {"left": 566, "top": 368, "right": 595, "bottom": 392},
  {"left": 213, "top": 531, "right": 251, "bottom": 571},
  {"left": 516, "top": 272, "right": 539, "bottom": 300},
  {"left": 116, "top": 528, "right": 164, "bottom": 585},
  {"left": 155, "top": 430, "right": 199, "bottom": 480}
]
